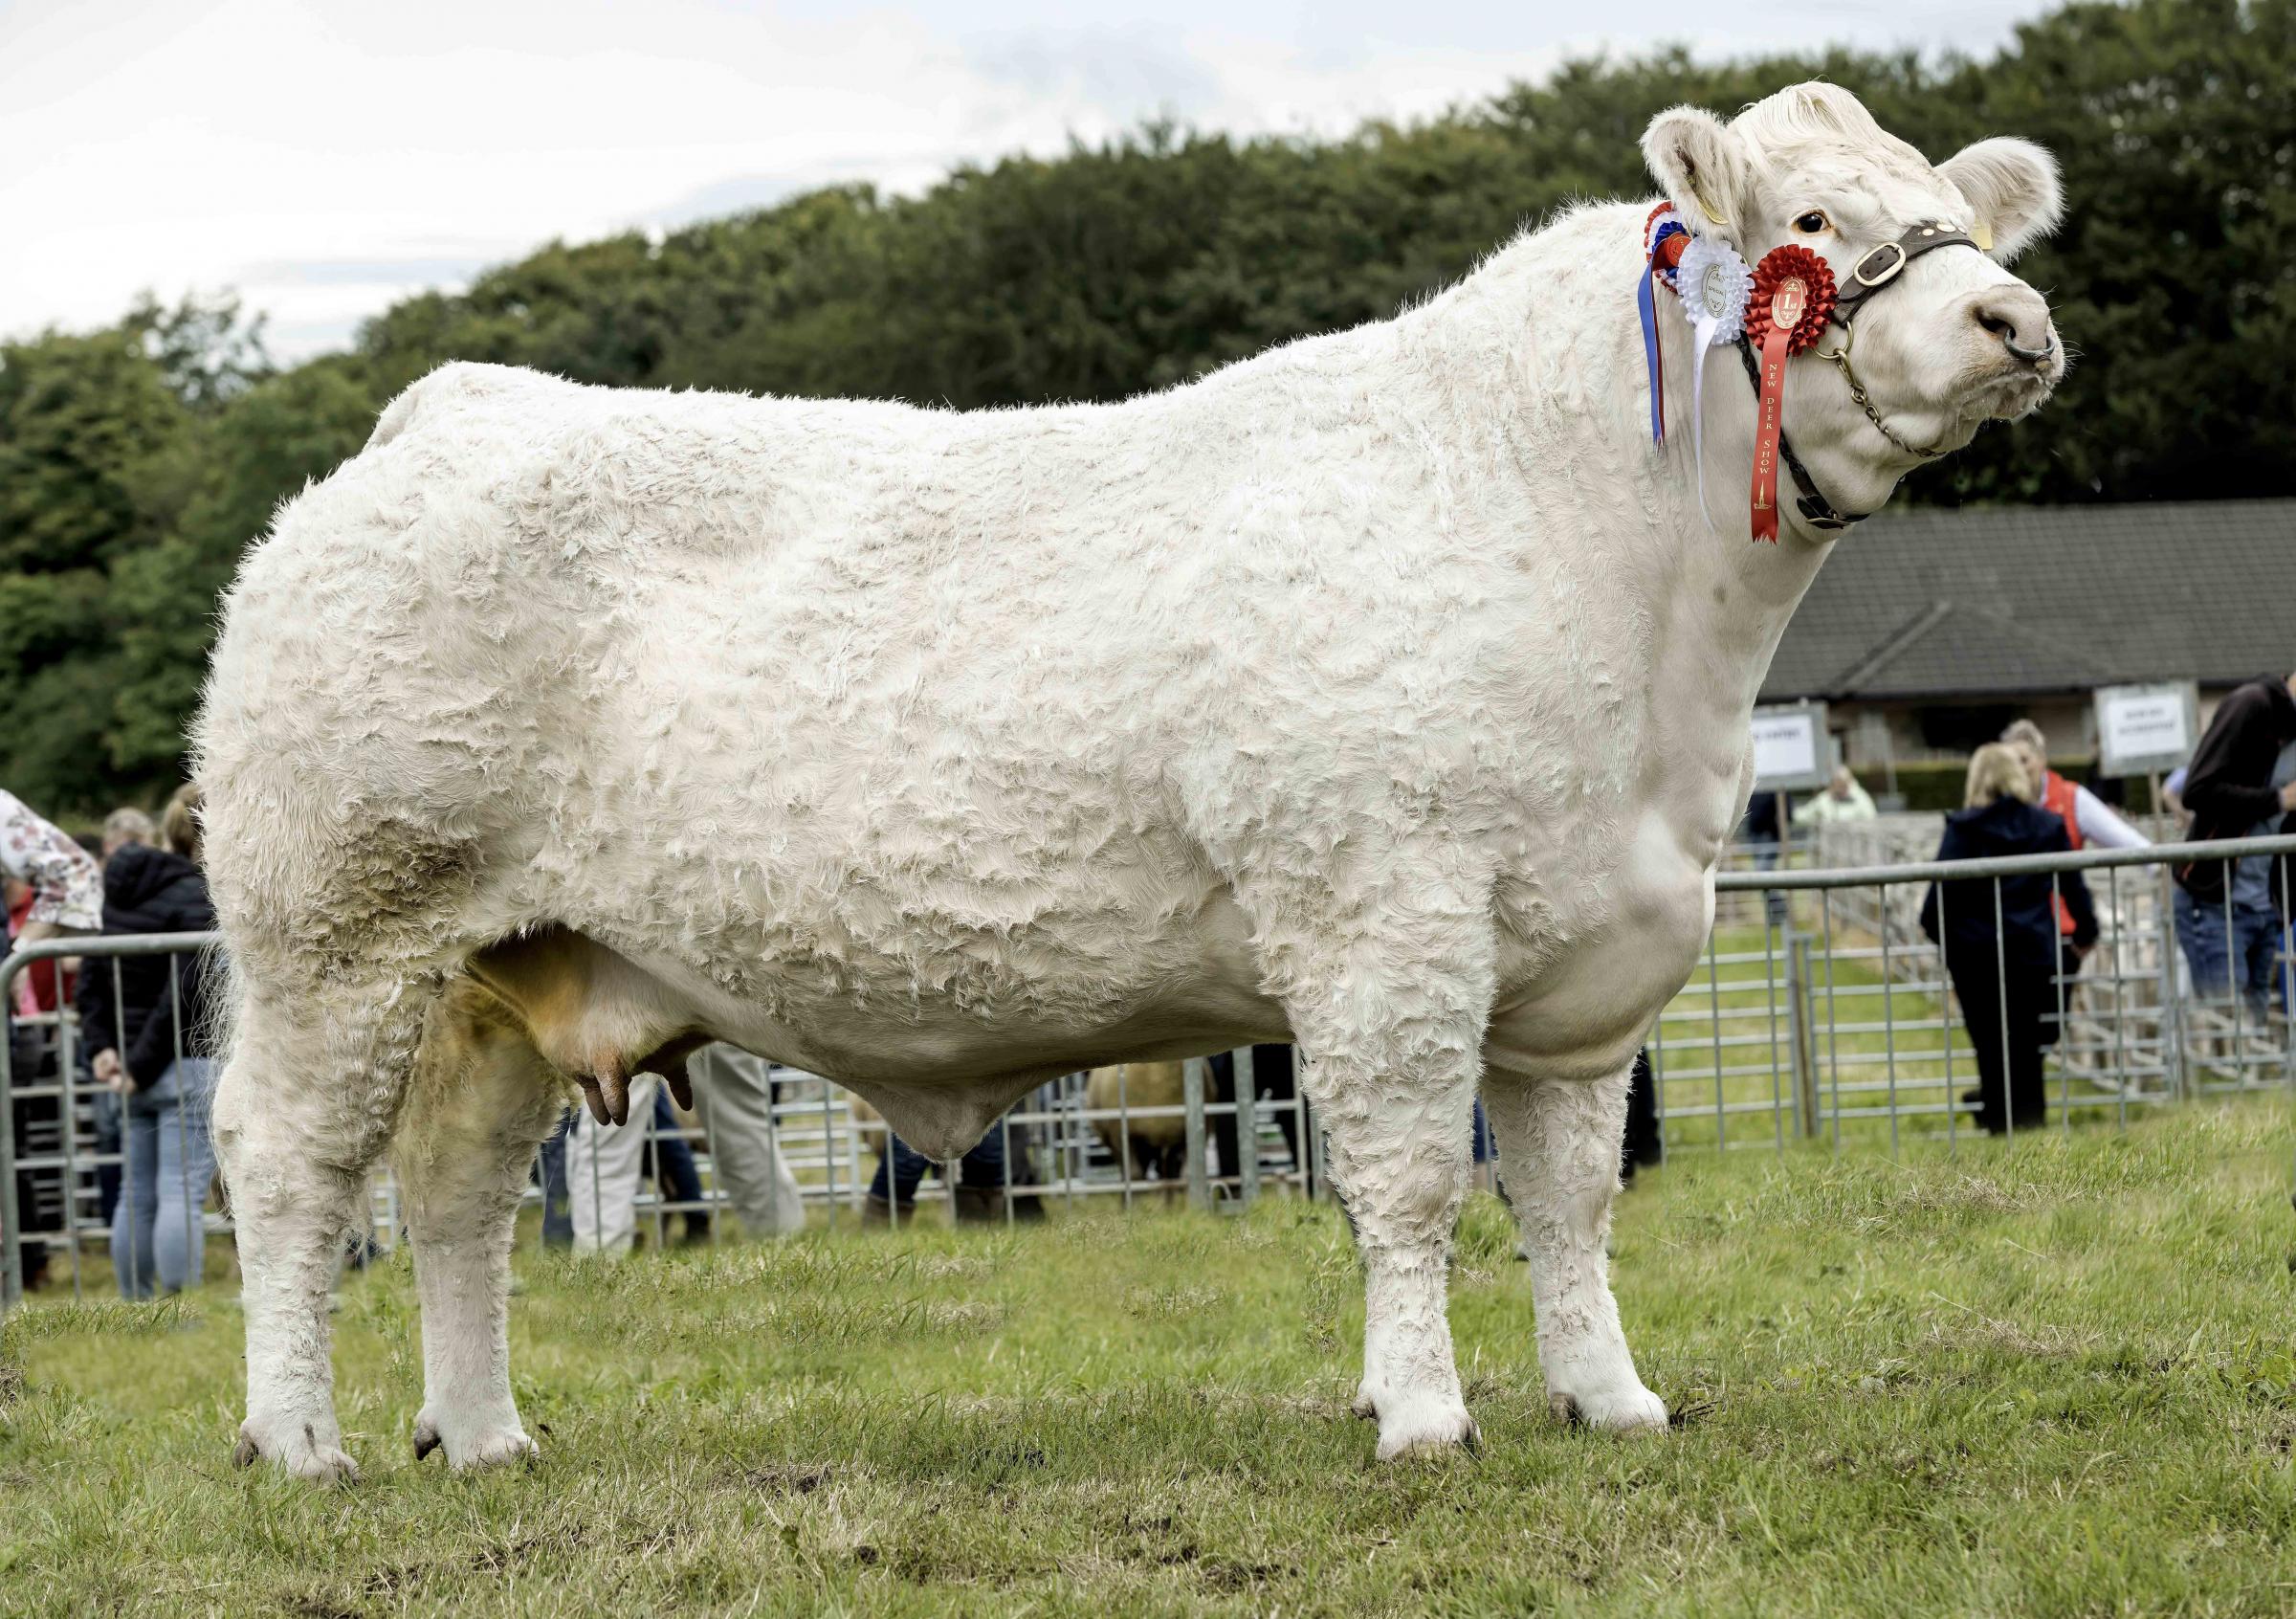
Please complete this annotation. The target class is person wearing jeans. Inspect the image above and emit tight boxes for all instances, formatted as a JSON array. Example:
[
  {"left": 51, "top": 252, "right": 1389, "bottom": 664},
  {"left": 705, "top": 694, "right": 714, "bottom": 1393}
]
[
  {"left": 866, "top": 1121, "right": 1016, "bottom": 1222},
  {"left": 535, "top": 1115, "right": 576, "bottom": 1247},
  {"left": 2174, "top": 885, "right": 2288, "bottom": 1026},
  {"left": 2171, "top": 674, "right": 2296, "bottom": 1032},
  {"left": 78, "top": 785, "right": 219, "bottom": 1296},
  {"left": 111, "top": 1056, "right": 217, "bottom": 1296}
]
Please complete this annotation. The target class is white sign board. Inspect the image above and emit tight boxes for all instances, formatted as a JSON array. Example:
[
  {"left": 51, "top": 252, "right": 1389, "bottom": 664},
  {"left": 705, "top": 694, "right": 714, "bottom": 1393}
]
[
  {"left": 2094, "top": 682, "right": 2197, "bottom": 778},
  {"left": 1750, "top": 702, "right": 1831, "bottom": 793}
]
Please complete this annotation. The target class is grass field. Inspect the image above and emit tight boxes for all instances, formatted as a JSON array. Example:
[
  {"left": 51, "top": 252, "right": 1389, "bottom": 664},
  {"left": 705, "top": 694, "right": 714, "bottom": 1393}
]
[{"left": 8, "top": 1097, "right": 2296, "bottom": 1616}]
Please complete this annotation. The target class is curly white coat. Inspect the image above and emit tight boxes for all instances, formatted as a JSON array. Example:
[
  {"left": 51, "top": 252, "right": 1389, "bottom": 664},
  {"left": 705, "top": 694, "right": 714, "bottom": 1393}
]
[{"left": 197, "top": 82, "right": 2064, "bottom": 1477}]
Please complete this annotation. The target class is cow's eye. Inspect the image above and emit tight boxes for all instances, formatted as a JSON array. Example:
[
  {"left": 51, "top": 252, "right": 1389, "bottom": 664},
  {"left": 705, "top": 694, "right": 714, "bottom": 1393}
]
[{"left": 1792, "top": 211, "right": 1831, "bottom": 234}]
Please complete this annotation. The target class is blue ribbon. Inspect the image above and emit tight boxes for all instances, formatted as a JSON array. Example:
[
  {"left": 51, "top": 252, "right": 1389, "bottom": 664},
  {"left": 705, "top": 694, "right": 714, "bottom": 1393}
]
[{"left": 1637, "top": 266, "right": 1664, "bottom": 445}]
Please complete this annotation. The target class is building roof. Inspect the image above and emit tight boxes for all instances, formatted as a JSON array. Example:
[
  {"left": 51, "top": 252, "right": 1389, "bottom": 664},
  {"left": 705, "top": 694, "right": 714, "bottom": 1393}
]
[{"left": 1761, "top": 499, "right": 2296, "bottom": 703}]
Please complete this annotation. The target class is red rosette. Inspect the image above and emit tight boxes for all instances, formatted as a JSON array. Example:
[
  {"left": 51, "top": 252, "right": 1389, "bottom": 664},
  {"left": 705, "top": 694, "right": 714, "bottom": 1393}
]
[
  {"left": 1744, "top": 244, "right": 1838, "bottom": 543},
  {"left": 1744, "top": 243, "right": 1837, "bottom": 355}
]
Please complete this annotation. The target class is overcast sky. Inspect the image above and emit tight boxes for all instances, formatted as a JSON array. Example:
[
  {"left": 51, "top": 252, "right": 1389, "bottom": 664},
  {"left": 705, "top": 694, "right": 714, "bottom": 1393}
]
[{"left": 2, "top": 0, "right": 2059, "bottom": 360}]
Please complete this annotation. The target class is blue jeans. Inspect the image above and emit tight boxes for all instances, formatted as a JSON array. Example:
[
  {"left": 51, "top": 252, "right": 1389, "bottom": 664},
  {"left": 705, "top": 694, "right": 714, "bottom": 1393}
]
[
  {"left": 1750, "top": 835, "right": 1789, "bottom": 926},
  {"left": 112, "top": 1058, "right": 217, "bottom": 1297},
  {"left": 89, "top": 1081, "right": 123, "bottom": 1224},
  {"left": 869, "top": 1120, "right": 1007, "bottom": 1206},
  {"left": 534, "top": 1098, "right": 704, "bottom": 1248},
  {"left": 536, "top": 1116, "right": 575, "bottom": 1247},
  {"left": 2175, "top": 888, "right": 2289, "bottom": 1021}
]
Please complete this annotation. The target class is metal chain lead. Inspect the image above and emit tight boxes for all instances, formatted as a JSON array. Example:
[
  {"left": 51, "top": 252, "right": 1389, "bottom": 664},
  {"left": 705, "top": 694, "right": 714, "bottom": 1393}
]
[{"left": 1815, "top": 323, "right": 1948, "bottom": 460}]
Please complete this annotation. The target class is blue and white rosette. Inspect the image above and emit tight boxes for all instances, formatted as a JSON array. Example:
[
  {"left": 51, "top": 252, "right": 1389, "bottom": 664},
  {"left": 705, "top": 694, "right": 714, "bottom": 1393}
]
[{"left": 1670, "top": 234, "right": 1754, "bottom": 533}]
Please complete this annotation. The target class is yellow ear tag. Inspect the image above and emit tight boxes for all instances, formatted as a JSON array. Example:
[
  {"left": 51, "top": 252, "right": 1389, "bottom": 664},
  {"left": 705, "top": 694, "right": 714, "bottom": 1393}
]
[
  {"left": 1693, "top": 188, "right": 1730, "bottom": 229},
  {"left": 1972, "top": 219, "right": 1994, "bottom": 252}
]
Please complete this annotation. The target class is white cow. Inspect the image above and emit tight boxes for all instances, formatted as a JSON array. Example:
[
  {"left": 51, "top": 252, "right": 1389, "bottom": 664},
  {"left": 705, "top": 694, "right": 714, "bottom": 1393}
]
[{"left": 199, "top": 82, "right": 2064, "bottom": 1478}]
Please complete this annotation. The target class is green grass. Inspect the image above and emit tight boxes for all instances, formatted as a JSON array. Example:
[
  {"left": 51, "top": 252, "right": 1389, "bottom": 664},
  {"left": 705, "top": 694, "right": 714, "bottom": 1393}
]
[{"left": 9, "top": 1099, "right": 2296, "bottom": 1616}]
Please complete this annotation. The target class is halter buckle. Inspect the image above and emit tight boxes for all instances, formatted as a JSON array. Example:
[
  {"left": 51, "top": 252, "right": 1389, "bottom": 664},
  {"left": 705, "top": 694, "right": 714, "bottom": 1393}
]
[{"left": 1852, "top": 239, "right": 1908, "bottom": 289}]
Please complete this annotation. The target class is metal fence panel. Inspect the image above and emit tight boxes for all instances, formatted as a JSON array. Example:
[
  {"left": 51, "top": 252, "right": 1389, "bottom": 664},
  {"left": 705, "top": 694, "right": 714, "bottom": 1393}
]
[{"left": 7, "top": 832, "right": 2293, "bottom": 1306}]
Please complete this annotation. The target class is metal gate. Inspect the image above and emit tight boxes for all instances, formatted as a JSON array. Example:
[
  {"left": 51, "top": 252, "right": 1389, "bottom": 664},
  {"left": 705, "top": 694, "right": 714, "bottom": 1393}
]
[{"left": 7, "top": 832, "right": 2292, "bottom": 1306}]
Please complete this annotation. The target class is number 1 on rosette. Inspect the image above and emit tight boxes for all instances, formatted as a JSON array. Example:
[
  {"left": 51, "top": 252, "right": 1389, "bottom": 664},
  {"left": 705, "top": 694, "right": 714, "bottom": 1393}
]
[{"left": 1742, "top": 245, "right": 1836, "bottom": 543}]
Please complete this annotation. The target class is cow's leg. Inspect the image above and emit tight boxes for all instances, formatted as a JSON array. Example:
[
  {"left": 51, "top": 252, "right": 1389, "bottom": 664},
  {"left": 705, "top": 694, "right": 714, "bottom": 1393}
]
[
  {"left": 1481, "top": 1061, "right": 1667, "bottom": 1430},
  {"left": 214, "top": 971, "right": 437, "bottom": 1481},
  {"left": 397, "top": 986, "right": 565, "bottom": 1469},
  {"left": 1321, "top": 1071, "right": 1481, "bottom": 1458},
  {"left": 1264, "top": 853, "right": 1495, "bottom": 1460}
]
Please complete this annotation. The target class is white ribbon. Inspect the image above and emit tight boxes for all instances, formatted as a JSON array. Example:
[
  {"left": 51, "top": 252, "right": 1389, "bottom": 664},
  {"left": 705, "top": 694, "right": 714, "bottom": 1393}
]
[{"left": 1670, "top": 235, "right": 1753, "bottom": 534}]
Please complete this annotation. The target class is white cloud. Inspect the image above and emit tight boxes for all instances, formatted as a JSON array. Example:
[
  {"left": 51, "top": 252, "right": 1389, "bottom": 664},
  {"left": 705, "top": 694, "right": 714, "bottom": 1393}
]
[{"left": 0, "top": 0, "right": 2055, "bottom": 360}]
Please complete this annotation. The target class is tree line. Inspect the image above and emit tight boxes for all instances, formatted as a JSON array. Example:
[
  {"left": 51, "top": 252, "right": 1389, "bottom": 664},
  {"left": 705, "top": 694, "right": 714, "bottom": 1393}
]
[{"left": 2, "top": 0, "right": 2287, "bottom": 816}]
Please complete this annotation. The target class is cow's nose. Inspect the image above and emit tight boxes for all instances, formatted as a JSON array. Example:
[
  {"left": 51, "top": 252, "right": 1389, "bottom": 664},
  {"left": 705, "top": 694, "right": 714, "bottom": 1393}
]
[{"left": 1970, "top": 286, "right": 2056, "bottom": 366}]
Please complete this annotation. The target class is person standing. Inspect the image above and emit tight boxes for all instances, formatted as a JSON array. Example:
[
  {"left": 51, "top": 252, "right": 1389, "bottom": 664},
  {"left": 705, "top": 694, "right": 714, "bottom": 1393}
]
[
  {"left": 863, "top": 1097, "right": 1047, "bottom": 1224},
  {"left": 1792, "top": 766, "right": 1877, "bottom": 827},
  {"left": 2168, "top": 674, "right": 2296, "bottom": 1025},
  {"left": 2, "top": 787, "right": 102, "bottom": 1012},
  {"left": 4, "top": 793, "right": 102, "bottom": 1290},
  {"left": 78, "top": 785, "right": 220, "bottom": 1297},
  {"left": 1999, "top": 720, "right": 2148, "bottom": 1050},
  {"left": 86, "top": 805, "right": 161, "bottom": 1225},
  {"left": 566, "top": 1048, "right": 806, "bottom": 1253},
  {"left": 99, "top": 808, "right": 155, "bottom": 859},
  {"left": 1920, "top": 746, "right": 2098, "bottom": 1135},
  {"left": 1209, "top": 1045, "right": 1302, "bottom": 1195},
  {"left": 1739, "top": 789, "right": 1790, "bottom": 927},
  {"left": 1621, "top": 1049, "right": 1662, "bottom": 1182},
  {"left": 2000, "top": 721, "right": 2150, "bottom": 852}
]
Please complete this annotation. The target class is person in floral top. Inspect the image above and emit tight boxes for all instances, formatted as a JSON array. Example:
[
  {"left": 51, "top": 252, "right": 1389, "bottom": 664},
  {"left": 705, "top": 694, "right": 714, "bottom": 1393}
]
[
  {"left": 2, "top": 788, "right": 102, "bottom": 1018},
  {"left": 1, "top": 788, "right": 101, "bottom": 933}
]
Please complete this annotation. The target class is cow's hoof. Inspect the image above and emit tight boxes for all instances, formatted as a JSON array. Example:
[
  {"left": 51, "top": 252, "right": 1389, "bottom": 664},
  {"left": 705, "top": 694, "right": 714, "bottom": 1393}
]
[
  {"left": 457, "top": 1430, "right": 541, "bottom": 1471},
  {"left": 413, "top": 1409, "right": 539, "bottom": 1470},
  {"left": 1372, "top": 1391, "right": 1479, "bottom": 1461},
  {"left": 233, "top": 1418, "right": 360, "bottom": 1483},
  {"left": 1548, "top": 1381, "right": 1668, "bottom": 1433}
]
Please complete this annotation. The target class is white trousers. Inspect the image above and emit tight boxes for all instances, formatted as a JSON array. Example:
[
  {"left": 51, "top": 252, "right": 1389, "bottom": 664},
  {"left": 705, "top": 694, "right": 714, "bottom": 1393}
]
[{"left": 567, "top": 1050, "right": 806, "bottom": 1253}]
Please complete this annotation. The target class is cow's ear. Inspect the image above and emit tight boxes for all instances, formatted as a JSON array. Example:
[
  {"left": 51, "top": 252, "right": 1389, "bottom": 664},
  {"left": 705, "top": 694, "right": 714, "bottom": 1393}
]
[
  {"left": 1939, "top": 137, "right": 2063, "bottom": 263},
  {"left": 1642, "top": 105, "right": 1754, "bottom": 233}
]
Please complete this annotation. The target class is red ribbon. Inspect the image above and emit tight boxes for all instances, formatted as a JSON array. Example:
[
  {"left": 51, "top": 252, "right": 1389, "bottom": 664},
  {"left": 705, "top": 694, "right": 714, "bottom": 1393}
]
[{"left": 1743, "top": 245, "right": 1837, "bottom": 543}]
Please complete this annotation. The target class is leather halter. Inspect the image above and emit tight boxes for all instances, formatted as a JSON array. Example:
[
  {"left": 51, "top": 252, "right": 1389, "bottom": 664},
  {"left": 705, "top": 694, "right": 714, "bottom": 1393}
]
[
  {"left": 1830, "top": 222, "right": 1981, "bottom": 323},
  {"left": 1732, "top": 221, "right": 1986, "bottom": 532}
]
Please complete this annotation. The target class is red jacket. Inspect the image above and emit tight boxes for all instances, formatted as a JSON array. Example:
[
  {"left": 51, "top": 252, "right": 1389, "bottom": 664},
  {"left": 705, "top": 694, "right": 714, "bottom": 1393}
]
[
  {"left": 2039, "top": 770, "right": 2081, "bottom": 936},
  {"left": 7, "top": 889, "right": 71, "bottom": 1011}
]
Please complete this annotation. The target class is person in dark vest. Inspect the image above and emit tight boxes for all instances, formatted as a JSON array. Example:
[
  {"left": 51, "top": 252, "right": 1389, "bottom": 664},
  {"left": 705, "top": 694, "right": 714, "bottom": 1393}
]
[{"left": 1920, "top": 745, "right": 2097, "bottom": 1135}]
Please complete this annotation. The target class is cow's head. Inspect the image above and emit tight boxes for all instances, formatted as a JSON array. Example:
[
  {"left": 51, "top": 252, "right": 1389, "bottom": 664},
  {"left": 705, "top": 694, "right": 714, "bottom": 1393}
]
[{"left": 1643, "top": 82, "right": 2064, "bottom": 519}]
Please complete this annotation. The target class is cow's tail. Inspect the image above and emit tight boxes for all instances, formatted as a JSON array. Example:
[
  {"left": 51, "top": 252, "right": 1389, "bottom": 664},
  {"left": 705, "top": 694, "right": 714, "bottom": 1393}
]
[{"left": 198, "top": 937, "right": 242, "bottom": 1098}]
